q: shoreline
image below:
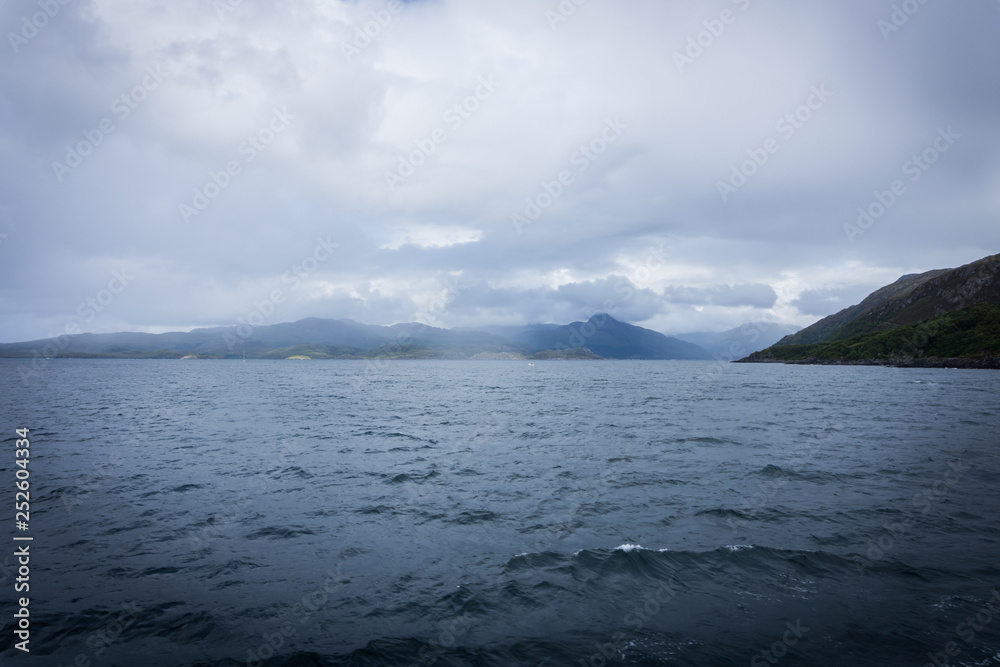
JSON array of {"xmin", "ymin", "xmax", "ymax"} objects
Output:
[{"xmin": 736, "ymin": 355, "xmax": 1000, "ymax": 370}]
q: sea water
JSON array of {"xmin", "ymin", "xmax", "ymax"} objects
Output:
[{"xmin": 1, "ymin": 359, "xmax": 998, "ymax": 666}]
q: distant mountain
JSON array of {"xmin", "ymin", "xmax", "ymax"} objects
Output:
[
  {"xmin": 467, "ymin": 323, "xmax": 562, "ymax": 339},
  {"xmin": 0, "ymin": 314, "xmax": 712, "ymax": 360},
  {"xmin": 674, "ymin": 322, "xmax": 801, "ymax": 359},
  {"xmin": 504, "ymin": 315, "xmax": 712, "ymax": 360},
  {"xmin": 740, "ymin": 253, "xmax": 1000, "ymax": 367},
  {"xmin": 0, "ymin": 318, "xmax": 526, "ymax": 360}
]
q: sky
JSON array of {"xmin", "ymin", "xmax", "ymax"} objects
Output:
[{"xmin": 1, "ymin": 0, "xmax": 998, "ymax": 343}]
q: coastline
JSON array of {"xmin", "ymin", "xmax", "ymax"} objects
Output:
[{"xmin": 736, "ymin": 354, "xmax": 1000, "ymax": 369}]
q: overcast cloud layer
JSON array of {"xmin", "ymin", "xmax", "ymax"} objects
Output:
[{"xmin": 1, "ymin": 0, "xmax": 998, "ymax": 342}]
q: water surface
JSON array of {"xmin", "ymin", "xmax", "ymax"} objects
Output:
[{"xmin": 1, "ymin": 359, "xmax": 998, "ymax": 666}]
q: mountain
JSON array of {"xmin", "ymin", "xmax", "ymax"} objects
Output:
[
  {"xmin": 466, "ymin": 323, "xmax": 562, "ymax": 339},
  {"xmin": 740, "ymin": 253, "xmax": 1000, "ymax": 367},
  {"xmin": 0, "ymin": 314, "xmax": 711, "ymax": 360},
  {"xmin": 674, "ymin": 322, "xmax": 801, "ymax": 359},
  {"xmin": 502, "ymin": 315, "xmax": 712, "ymax": 360},
  {"xmin": 0, "ymin": 318, "xmax": 527, "ymax": 360}
]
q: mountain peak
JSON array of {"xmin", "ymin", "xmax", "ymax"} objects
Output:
[{"xmin": 588, "ymin": 313, "xmax": 622, "ymax": 325}]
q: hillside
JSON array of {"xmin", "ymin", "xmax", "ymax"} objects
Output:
[{"xmin": 741, "ymin": 253, "xmax": 1000, "ymax": 367}]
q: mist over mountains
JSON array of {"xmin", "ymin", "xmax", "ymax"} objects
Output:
[
  {"xmin": 0, "ymin": 314, "xmax": 785, "ymax": 361},
  {"xmin": 9, "ymin": 252, "xmax": 997, "ymax": 365},
  {"xmin": 674, "ymin": 323, "xmax": 801, "ymax": 360}
]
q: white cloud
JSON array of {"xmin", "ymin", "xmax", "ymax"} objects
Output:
[{"xmin": 378, "ymin": 225, "xmax": 483, "ymax": 250}]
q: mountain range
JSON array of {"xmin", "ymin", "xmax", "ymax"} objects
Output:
[
  {"xmin": 25, "ymin": 250, "xmax": 996, "ymax": 366},
  {"xmin": 0, "ymin": 314, "xmax": 741, "ymax": 361},
  {"xmin": 740, "ymin": 253, "xmax": 1000, "ymax": 368}
]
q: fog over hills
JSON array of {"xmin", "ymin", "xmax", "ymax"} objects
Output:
[
  {"xmin": 0, "ymin": 314, "xmax": 732, "ymax": 361},
  {"xmin": 674, "ymin": 323, "xmax": 802, "ymax": 360}
]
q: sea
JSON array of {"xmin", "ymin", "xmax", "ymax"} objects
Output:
[{"xmin": 1, "ymin": 359, "xmax": 999, "ymax": 666}]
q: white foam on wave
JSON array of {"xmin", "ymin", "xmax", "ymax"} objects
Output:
[
  {"xmin": 615, "ymin": 543, "xmax": 644, "ymax": 552},
  {"xmin": 725, "ymin": 544, "xmax": 754, "ymax": 552}
]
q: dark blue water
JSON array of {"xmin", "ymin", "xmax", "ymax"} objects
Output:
[{"xmin": 1, "ymin": 359, "xmax": 999, "ymax": 666}]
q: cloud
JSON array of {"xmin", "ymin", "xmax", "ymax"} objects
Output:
[
  {"xmin": 791, "ymin": 284, "xmax": 881, "ymax": 317},
  {"xmin": 662, "ymin": 283, "xmax": 778, "ymax": 309},
  {"xmin": 1, "ymin": 0, "xmax": 998, "ymax": 341}
]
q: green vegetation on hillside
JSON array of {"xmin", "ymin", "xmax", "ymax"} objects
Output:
[
  {"xmin": 748, "ymin": 304, "xmax": 1000, "ymax": 364},
  {"xmin": 776, "ymin": 253, "xmax": 1000, "ymax": 348}
]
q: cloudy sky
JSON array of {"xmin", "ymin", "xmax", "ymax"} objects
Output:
[{"xmin": 1, "ymin": 0, "xmax": 998, "ymax": 342}]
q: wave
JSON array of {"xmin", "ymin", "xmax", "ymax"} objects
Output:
[
  {"xmin": 385, "ymin": 470, "xmax": 441, "ymax": 484},
  {"xmin": 245, "ymin": 525, "xmax": 316, "ymax": 540},
  {"xmin": 502, "ymin": 543, "xmax": 876, "ymax": 584}
]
